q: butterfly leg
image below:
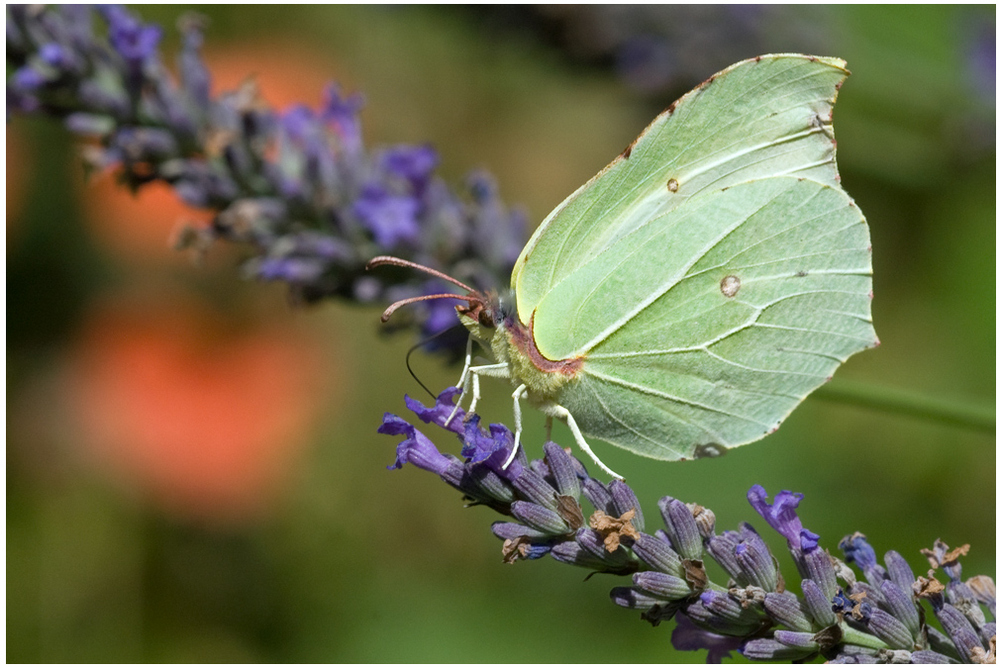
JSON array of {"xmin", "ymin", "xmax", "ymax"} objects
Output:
[
  {"xmin": 546, "ymin": 404, "xmax": 623, "ymax": 480},
  {"xmin": 445, "ymin": 337, "xmax": 475, "ymax": 427},
  {"xmin": 467, "ymin": 363, "xmax": 509, "ymax": 415},
  {"xmin": 544, "ymin": 416, "xmax": 553, "ymax": 442},
  {"xmin": 469, "ymin": 372, "xmax": 481, "ymax": 413},
  {"xmin": 503, "ymin": 384, "xmax": 528, "ymax": 469},
  {"xmin": 455, "ymin": 336, "xmax": 473, "ymax": 389}
]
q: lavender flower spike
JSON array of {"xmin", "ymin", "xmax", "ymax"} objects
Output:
[
  {"xmin": 379, "ymin": 405, "xmax": 996, "ymax": 663},
  {"xmin": 7, "ymin": 4, "xmax": 528, "ymax": 358}
]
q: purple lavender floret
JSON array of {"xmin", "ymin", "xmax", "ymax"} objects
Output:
[
  {"xmin": 747, "ymin": 484, "xmax": 807, "ymax": 550},
  {"xmin": 748, "ymin": 484, "xmax": 841, "ymax": 595},
  {"xmin": 380, "ymin": 403, "xmax": 997, "ymax": 663},
  {"xmin": 381, "ymin": 144, "xmax": 439, "ymax": 194},
  {"xmin": 460, "ymin": 415, "xmax": 517, "ymax": 467},
  {"xmin": 320, "ymin": 84, "xmax": 365, "ymax": 155},
  {"xmin": 403, "ymin": 387, "xmax": 467, "ymax": 434},
  {"xmin": 353, "ymin": 184, "xmax": 421, "ymax": 249},
  {"xmin": 101, "ymin": 5, "xmax": 163, "ymax": 70},
  {"xmin": 671, "ymin": 612, "xmax": 743, "ymax": 663},
  {"xmin": 6, "ymin": 4, "xmax": 527, "ymax": 358},
  {"xmin": 379, "ymin": 413, "xmax": 457, "ymax": 477}
]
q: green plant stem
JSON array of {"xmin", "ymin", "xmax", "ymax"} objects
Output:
[{"xmin": 813, "ymin": 379, "xmax": 995, "ymax": 433}]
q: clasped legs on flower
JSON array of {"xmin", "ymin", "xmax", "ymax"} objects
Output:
[
  {"xmin": 381, "ymin": 387, "xmax": 996, "ymax": 663},
  {"xmin": 445, "ymin": 337, "xmax": 624, "ymax": 480}
]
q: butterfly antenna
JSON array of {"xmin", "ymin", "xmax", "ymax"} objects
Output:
[
  {"xmin": 379, "ymin": 293, "xmax": 470, "ymax": 323},
  {"xmin": 367, "ymin": 256, "xmax": 475, "ymax": 293}
]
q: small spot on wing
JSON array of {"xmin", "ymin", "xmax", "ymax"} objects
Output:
[{"xmin": 720, "ymin": 275, "xmax": 741, "ymax": 298}]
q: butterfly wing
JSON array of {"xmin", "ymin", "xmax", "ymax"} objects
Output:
[
  {"xmin": 552, "ymin": 177, "xmax": 876, "ymax": 460},
  {"xmin": 514, "ymin": 54, "xmax": 851, "ymax": 323},
  {"xmin": 512, "ymin": 54, "xmax": 876, "ymax": 461}
]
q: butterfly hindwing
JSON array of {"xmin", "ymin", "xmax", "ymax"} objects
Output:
[{"xmin": 546, "ymin": 178, "xmax": 876, "ymax": 460}]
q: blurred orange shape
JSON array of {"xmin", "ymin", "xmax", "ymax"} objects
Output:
[
  {"xmin": 67, "ymin": 295, "xmax": 334, "ymax": 523},
  {"xmin": 81, "ymin": 39, "xmax": 339, "ymax": 262},
  {"xmin": 205, "ymin": 39, "xmax": 337, "ymax": 111},
  {"xmin": 83, "ymin": 178, "xmax": 213, "ymax": 261}
]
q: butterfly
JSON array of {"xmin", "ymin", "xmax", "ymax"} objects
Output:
[{"xmin": 370, "ymin": 54, "xmax": 878, "ymax": 479}]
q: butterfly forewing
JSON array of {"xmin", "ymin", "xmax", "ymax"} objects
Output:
[{"xmin": 513, "ymin": 55, "xmax": 850, "ymax": 322}]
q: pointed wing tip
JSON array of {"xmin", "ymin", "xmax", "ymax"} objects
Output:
[{"xmin": 750, "ymin": 53, "xmax": 848, "ymax": 70}]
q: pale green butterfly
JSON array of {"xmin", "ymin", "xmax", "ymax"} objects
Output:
[{"xmin": 370, "ymin": 54, "xmax": 878, "ymax": 479}]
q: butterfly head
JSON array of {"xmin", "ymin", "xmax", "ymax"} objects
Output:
[
  {"xmin": 366, "ymin": 255, "xmax": 513, "ymax": 338},
  {"xmin": 456, "ymin": 290, "xmax": 514, "ymax": 329},
  {"xmin": 454, "ymin": 289, "xmax": 521, "ymax": 351}
]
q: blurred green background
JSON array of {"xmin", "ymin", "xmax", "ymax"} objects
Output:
[{"xmin": 7, "ymin": 5, "xmax": 995, "ymax": 662}]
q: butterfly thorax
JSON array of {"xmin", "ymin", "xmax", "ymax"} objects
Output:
[{"xmin": 458, "ymin": 291, "xmax": 583, "ymax": 406}]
